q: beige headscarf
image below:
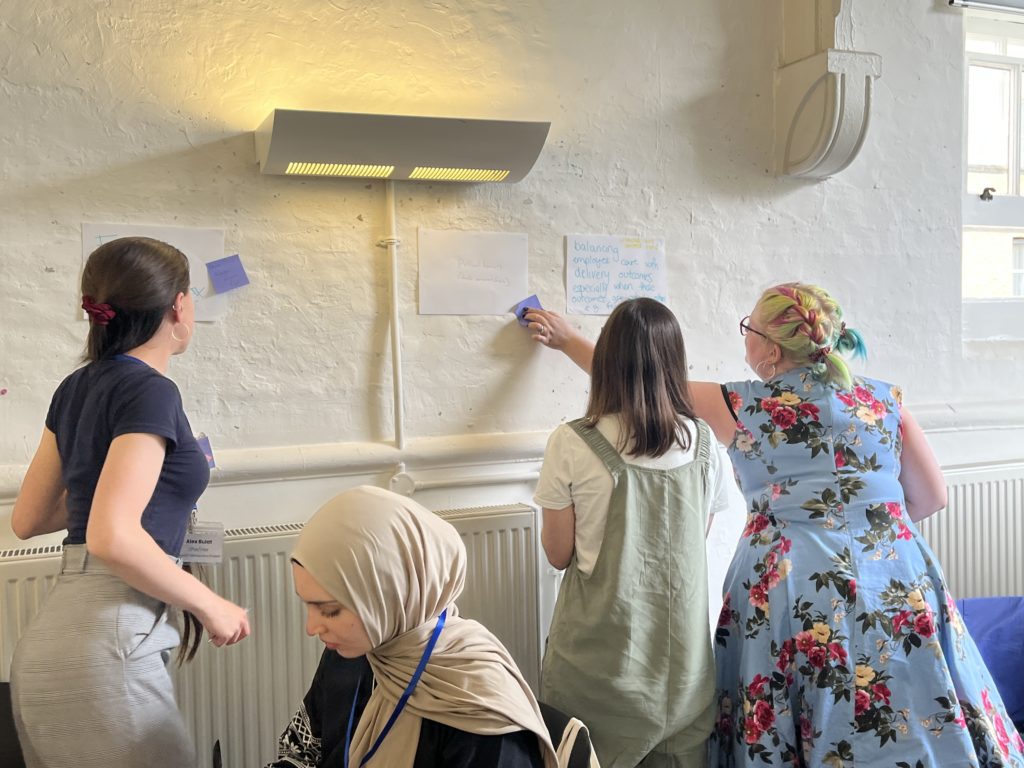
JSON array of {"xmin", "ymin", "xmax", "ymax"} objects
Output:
[{"xmin": 291, "ymin": 485, "xmax": 557, "ymax": 768}]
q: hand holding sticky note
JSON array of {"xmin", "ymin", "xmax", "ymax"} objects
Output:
[
  {"xmin": 512, "ymin": 294, "xmax": 543, "ymax": 326},
  {"xmin": 206, "ymin": 254, "xmax": 250, "ymax": 294}
]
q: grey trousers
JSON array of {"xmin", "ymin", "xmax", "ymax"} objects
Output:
[{"xmin": 10, "ymin": 545, "xmax": 197, "ymax": 768}]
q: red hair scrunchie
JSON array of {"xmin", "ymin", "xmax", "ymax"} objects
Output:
[{"xmin": 82, "ymin": 295, "xmax": 116, "ymax": 326}]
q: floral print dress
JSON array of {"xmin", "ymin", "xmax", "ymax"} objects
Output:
[{"xmin": 710, "ymin": 370, "xmax": 1024, "ymax": 768}]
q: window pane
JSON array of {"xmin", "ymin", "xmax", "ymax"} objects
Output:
[
  {"xmin": 963, "ymin": 229, "xmax": 1024, "ymax": 299},
  {"xmin": 968, "ymin": 34, "xmax": 1003, "ymax": 55},
  {"xmin": 968, "ymin": 65, "xmax": 1012, "ymax": 195},
  {"xmin": 1015, "ymin": 239, "xmax": 1024, "ymax": 297},
  {"xmin": 1020, "ymin": 74, "xmax": 1024, "ymax": 195},
  {"xmin": 1008, "ymin": 40, "xmax": 1024, "ymax": 58}
]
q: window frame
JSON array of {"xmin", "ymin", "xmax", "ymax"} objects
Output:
[
  {"xmin": 962, "ymin": 17, "xmax": 1024, "ymax": 340},
  {"xmin": 964, "ymin": 17, "xmax": 1024, "ymax": 206}
]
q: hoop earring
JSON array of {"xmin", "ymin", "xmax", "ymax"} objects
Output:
[
  {"xmin": 754, "ymin": 360, "xmax": 777, "ymax": 380},
  {"xmin": 171, "ymin": 322, "xmax": 191, "ymax": 343}
]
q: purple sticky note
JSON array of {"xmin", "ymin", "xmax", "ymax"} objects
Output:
[
  {"xmin": 206, "ymin": 254, "xmax": 250, "ymax": 294},
  {"xmin": 512, "ymin": 294, "xmax": 543, "ymax": 326},
  {"xmin": 195, "ymin": 433, "xmax": 216, "ymax": 468}
]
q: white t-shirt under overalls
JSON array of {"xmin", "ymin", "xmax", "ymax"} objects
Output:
[{"xmin": 533, "ymin": 414, "xmax": 744, "ymax": 576}]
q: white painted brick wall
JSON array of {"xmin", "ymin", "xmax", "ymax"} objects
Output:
[{"xmin": 0, "ymin": 1, "xmax": 1019, "ymax": 477}]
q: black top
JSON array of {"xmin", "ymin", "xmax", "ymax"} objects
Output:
[
  {"xmin": 268, "ymin": 649, "xmax": 545, "ymax": 768},
  {"xmin": 45, "ymin": 356, "xmax": 209, "ymax": 555}
]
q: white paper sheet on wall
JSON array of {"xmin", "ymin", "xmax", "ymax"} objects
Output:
[
  {"xmin": 565, "ymin": 234, "xmax": 668, "ymax": 315},
  {"xmin": 418, "ymin": 228, "xmax": 529, "ymax": 315},
  {"xmin": 81, "ymin": 223, "xmax": 229, "ymax": 321}
]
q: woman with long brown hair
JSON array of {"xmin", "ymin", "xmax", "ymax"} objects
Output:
[
  {"xmin": 10, "ymin": 237, "xmax": 250, "ymax": 768},
  {"xmin": 534, "ymin": 298, "xmax": 740, "ymax": 768}
]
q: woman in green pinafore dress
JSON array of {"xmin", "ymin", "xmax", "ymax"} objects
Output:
[{"xmin": 533, "ymin": 299, "xmax": 744, "ymax": 768}]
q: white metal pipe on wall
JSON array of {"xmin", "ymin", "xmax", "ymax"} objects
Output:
[{"xmin": 381, "ymin": 179, "xmax": 405, "ymax": 450}]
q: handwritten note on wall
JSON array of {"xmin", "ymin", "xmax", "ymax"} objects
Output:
[
  {"xmin": 418, "ymin": 228, "xmax": 529, "ymax": 315},
  {"xmin": 82, "ymin": 223, "xmax": 228, "ymax": 321},
  {"xmin": 565, "ymin": 234, "xmax": 668, "ymax": 315}
]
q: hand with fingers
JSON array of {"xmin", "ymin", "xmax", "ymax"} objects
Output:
[
  {"xmin": 522, "ymin": 308, "xmax": 573, "ymax": 348},
  {"xmin": 198, "ymin": 595, "xmax": 251, "ymax": 647}
]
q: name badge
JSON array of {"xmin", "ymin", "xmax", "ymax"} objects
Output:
[{"xmin": 180, "ymin": 521, "xmax": 225, "ymax": 564}]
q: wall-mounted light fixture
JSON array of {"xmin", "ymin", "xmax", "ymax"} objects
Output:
[{"xmin": 255, "ymin": 109, "xmax": 550, "ymax": 183}]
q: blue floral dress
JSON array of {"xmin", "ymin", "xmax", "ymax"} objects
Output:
[{"xmin": 710, "ymin": 370, "xmax": 1024, "ymax": 767}]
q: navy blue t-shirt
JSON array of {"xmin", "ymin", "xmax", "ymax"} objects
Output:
[{"xmin": 45, "ymin": 356, "xmax": 210, "ymax": 556}]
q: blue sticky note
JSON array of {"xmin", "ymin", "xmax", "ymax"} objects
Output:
[
  {"xmin": 206, "ymin": 254, "xmax": 250, "ymax": 293},
  {"xmin": 195, "ymin": 433, "xmax": 216, "ymax": 469},
  {"xmin": 512, "ymin": 294, "xmax": 543, "ymax": 326}
]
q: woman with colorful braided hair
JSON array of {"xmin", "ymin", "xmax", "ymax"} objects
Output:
[
  {"xmin": 525, "ymin": 283, "xmax": 1024, "ymax": 767},
  {"xmin": 10, "ymin": 237, "xmax": 250, "ymax": 768}
]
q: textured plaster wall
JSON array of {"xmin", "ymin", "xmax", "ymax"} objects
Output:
[{"xmin": 0, "ymin": 1, "xmax": 1016, "ymax": 471}]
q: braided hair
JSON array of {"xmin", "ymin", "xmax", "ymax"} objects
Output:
[{"xmin": 751, "ymin": 282, "xmax": 867, "ymax": 388}]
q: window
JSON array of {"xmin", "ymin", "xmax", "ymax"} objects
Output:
[
  {"xmin": 966, "ymin": 62, "xmax": 1010, "ymax": 195},
  {"xmin": 962, "ymin": 18, "xmax": 1024, "ymax": 339},
  {"xmin": 1014, "ymin": 238, "xmax": 1024, "ymax": 295}
]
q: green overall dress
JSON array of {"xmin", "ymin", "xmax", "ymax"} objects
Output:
[{"xmin": 540, "ymin": 418, "xmax": 716, "ymax": 768}]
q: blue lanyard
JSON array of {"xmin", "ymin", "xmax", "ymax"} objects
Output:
[{"xmin": 344, "ymin": 609, "xmax": 447, "ymax": 768}]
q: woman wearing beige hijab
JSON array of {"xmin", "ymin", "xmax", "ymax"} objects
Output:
[{"xmin": 285, "ymin": 485, "xmax": 558, "ymax": 768}]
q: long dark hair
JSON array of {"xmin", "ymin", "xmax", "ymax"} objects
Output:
[
  {"xmin": 81, "ymin": 237, "xmax": 190, "ymax": 362},
  {"xmin": 586, "ymin": 298, "xmax": 697, "ymax": 457}
]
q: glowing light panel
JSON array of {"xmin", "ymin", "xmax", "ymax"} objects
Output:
[
  {"xmin": 286, "ymin": 162, "xmax": 394, "ymax": 177},
  {"xmin": 409, "ymin": 167, "xmax": 510, "ymax": 182}
]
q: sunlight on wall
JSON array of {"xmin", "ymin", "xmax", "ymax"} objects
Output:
[{"xmin": 26, "ymin": 2, "xmax": 555, "ymax": 131}]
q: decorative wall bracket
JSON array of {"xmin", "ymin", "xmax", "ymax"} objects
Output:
[{"xmin": 774, "ymin": 1, "xmax": 881, "ymax": 179}]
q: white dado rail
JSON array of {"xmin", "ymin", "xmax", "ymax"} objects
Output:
[
  {"xmin": 0, "ymin": 430, "xmax": 551, "ymax": 553},
  {"xmin": 2, "ymin": 400, "xmax": 1023, "ymax": 504},
  {"xmin": 0, "ymin": 430, "xmax": 550, "ymax": 506}
]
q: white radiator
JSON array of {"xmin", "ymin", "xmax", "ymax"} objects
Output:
[
  {"xmin": 0, "ymin": 543, "xmax": 63, "ymax": 684},
  {"xmin": 917, "ymin": 463, "xmax": 1024, "ymax": 598},
  {"xmin": 0, "ymin": 503, "xmax": 543, "ymax": 767},
  {"xmin": 174, "ymin": 523, "xmax": 323, "ymax": 768}
]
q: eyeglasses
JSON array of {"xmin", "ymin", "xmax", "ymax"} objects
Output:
[{"xmin": 739, "ymin": 316, "xmax": 769, "ymax": 340}]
